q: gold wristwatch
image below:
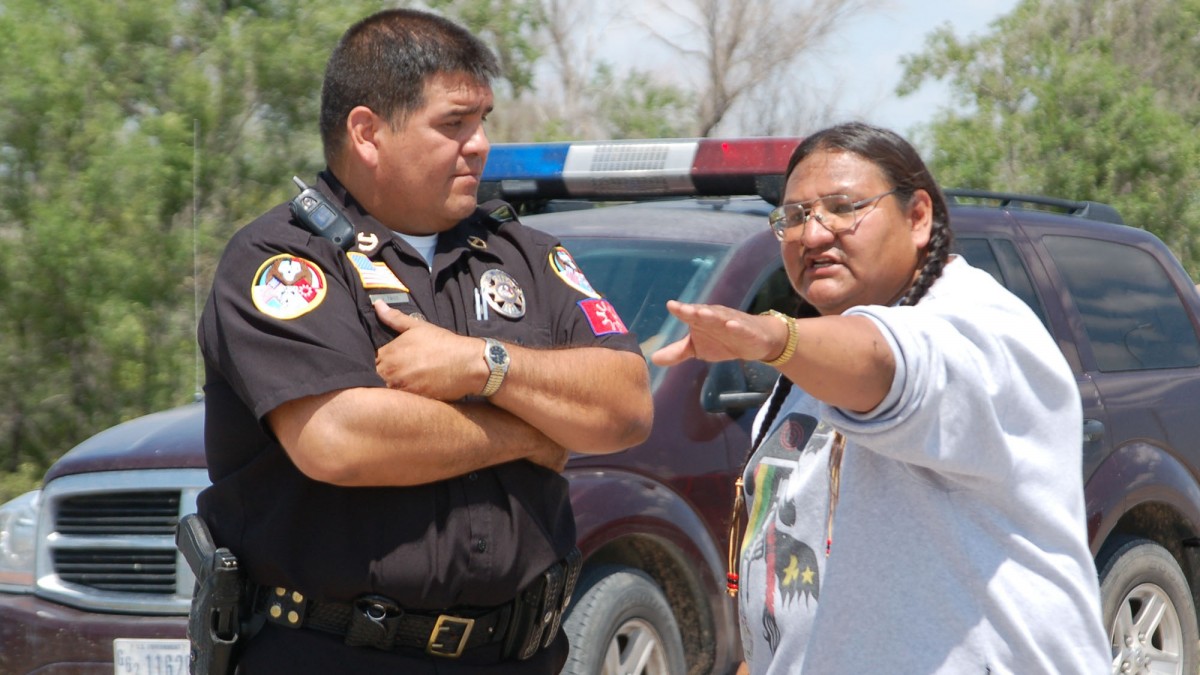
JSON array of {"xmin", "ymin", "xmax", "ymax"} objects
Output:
[{"xmin": 481, "ymin": 338, "xmax": 510, "ymax": 397}]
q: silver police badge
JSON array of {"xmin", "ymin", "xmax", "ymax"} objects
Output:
[{"xmin": 480, "ymin": 269, "xmax": 526, "ymax": 319}]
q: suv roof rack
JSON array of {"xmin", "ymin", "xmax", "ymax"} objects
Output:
[
  {"xmin": 480, "ymin": 138, "xmax": 799, "ymax": 207},
  {"xmin": 945, "ymin": 188, "xmax": 1124, "ymax": 225}
]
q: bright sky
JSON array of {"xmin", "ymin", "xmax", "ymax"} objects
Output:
[
  {"xmin": 827, "ymin": 0, "xmax": 1021, "ymax": 133},
  {"xmin": 607, "ymin": 0, "xmax": 1023, "ymax": 136}
]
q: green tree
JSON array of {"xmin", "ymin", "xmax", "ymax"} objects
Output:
[
  {"xmin": 898, "ymin": 0, "xmax": 1200, "ymax": 274},
  {"xmin": 0, "ymin": 0, "xmax": 375, "ymax": 475},
  {"xmin": 426, "ymin": 0, "xmax": 546, "ymax": 97},
  {"xmin": 590, "ymin": 64, "xmax": 696, "ymax": 139},
  {"xmin": 0, "ymin": 0, "xmax": 588, "ymax": 481},
  {"xmin": 0, "ymin": 0, "xmax": 719, "ymax": 482}
]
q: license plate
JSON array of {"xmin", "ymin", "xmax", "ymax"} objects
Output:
[{"xmin": 113, "ymin": 638, "xmax": 190, "ymax": 675}]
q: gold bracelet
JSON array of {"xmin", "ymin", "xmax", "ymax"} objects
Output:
[{"xmin": 760, "ymin": 310, "xmax": 798, "ymax": 367}]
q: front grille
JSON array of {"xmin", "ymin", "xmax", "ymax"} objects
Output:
[
  {"xmin": 36, "ymin": 468, "xmax": 210, "ymax": 615},
  {"xmin": 53, "ymin": 548, "xmax": 177, "ymax": 593},
  {"xmin": 57, "ymin": 491, "xmax": 180, "ymax": 535}
]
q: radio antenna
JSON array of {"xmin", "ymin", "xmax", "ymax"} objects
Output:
[{"xmin": 193, "ymin": 118, "xmax": 202, "ymax": 402}]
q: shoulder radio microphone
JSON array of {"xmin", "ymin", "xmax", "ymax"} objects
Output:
[{"xmin": 289, "ymin": 176, "xmax": 355, "ymax": 251}]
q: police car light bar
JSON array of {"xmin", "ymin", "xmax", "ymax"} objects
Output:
[{"xmin": 480, "ymin": 138, "xmax": 800, "ymax": 205}]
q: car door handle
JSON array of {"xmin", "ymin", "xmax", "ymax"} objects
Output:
[{"xmin": 1083, "ymin": 419, "xmax": 1105, "ymax": 443}]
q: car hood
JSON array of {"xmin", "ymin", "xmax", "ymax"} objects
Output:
[{"xmin": 45, "ymin": 402, "xmax": 208, "ymax": 482}]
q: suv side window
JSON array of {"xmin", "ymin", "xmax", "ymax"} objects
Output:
[
  {"xmin": 1043, "ymin": 235, "xmax": 1200, "ymax": 371},
  {"xmin": 746, "ymin": 265, "xmax": 799, "ymax": 316},
  {"xmin": 955, "ymin": 237, "xmax": 1048, "ymax": 327}
]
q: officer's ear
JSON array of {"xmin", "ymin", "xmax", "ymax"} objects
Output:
[{"xmin": 346, "ymin": 106, "xmax": 384, "ymax": 169}]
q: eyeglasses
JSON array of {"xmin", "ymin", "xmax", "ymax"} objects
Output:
[{"xmin": 768, "ymin": 189, "xmax": 900, "ymax": 240}]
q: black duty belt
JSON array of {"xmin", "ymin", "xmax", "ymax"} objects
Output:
[{"xmin": 252, "ymin": 548, "xmax": 582, "ymax": 661}]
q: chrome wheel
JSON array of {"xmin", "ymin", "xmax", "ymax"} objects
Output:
[
  {"xmin": 1100, "ymin": 536, "xmax": 1200, "ymax": 675},
  {"xmin": 563, "ymin": 566, "xmax": 687, "ymax": 675},
  {"xmin": 601, "ymin": 617, "xmax": 670, "ymax": 675},
  {"xmin": 1110, "ymin": 582, "xmax": 1184, "ymax": 674}
]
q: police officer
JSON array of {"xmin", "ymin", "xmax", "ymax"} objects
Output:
[{"xmin": 195, "ymin": 8, "xmax": 653, "ymax": 674}]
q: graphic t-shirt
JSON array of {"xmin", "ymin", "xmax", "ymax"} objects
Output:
[{"xmin": 738, "ymin": 384, "xmax": 835, "ymax": 675}]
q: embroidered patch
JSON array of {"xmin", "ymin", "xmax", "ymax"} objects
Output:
[
  {"xmin": 348, "ymin": 252, "xmax": 408, "ymax": 291},
  {"xmin": 251, "ymin": 254, "xmax": 327, "ymax": 320},
  {"xmin": 578, "ymin": 298, "xmax": 628, "ymax": 336},
  {"xmin": 550, "ymin": 246, "xmax": 600, "ymax": 298}
]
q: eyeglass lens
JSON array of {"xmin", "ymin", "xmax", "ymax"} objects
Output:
[
  {"xmin": 769, "ymin": 191, "xmax": 895, "ymax": 239},
  {"xmin": 771, "ymin": 195, "xmax": 859, "ymax": 238}
]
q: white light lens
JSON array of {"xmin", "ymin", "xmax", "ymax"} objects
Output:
[{"xmin": 0, "ymin": 490, "xmax": 40, "ymax": 592}]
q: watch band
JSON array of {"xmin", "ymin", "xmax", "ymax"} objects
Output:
[
  {"xmin": 760, "ymin": 310, "xmax": 798, "ymax": 367},
  {"xmin": 481, "ymin": 338, "xmax": 509, "ymax": 397}
]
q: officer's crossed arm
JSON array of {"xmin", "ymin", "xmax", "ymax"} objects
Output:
[
  {"xmin": 267, "ymin": 387, "xmax": 569, "ymax": 487},
  {"xmin": 373, "ymin": 302, "xmax": 652, "ymax": 455}
]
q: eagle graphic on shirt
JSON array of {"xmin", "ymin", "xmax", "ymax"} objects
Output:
[{"xmin": 741, "ymin": 412, "xmax": 825, "ymax": 655}]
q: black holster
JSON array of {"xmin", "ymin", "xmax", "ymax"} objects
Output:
[
  {"xmin": 503, "ymin": 547, "xmax": 583, "ymax": 660},
  {"xmin": 177, "ymin": 513, "xmax": 243, "ymax": 675}
]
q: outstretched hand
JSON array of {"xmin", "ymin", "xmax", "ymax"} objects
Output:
[
  {"xmin": 650, "ymin": 300, "xmax": 788, "ymax": 366},
  {"xmin": 374, "ymin": 301, "xmax": 484, "ymax": 401}
]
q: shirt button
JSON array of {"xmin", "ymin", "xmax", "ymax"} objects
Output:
[
  {"xmin": 468, "ymin": 472, "xmax": 478, "ymax": 481},
  {"xmin": 475, "ymin": 538, "xmax": 488, "ymax": 553}
]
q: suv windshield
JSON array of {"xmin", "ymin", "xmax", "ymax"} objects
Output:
[{"xmin": 560, "ymin": 237, "xmax": 725, "ymax": 358}]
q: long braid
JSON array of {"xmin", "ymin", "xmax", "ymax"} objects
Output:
[
  {"xmin": 728, "ymin": 374, "xmax": 793, "ymax": 596},
  {"xmin": 751, "ymin": 377, "xmax": 794, "ymax": 451},
  {"xmin": 900, "ymin": 214, "xmax": 954, "ymax": 307}
]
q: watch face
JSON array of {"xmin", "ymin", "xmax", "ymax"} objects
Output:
[{"xmin": 489, "ymin": 344, "xmax": 509, "ymax": 365}]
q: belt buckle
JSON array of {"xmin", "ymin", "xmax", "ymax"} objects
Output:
[{"xmin": 426, "ymin": 615, "xmax": 475, "ymax": 658}]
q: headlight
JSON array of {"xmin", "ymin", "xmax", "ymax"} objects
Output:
[{"xmin": 0, "ymin": 490, "xmax": 40, "ymax": 592}]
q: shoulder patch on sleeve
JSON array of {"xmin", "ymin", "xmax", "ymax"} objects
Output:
[
  {"xmin": 578, "ymin": 298, "xmax": 628, "ymax": 336},
  {"xmin": 250, "ymin": 254, "xmax": 328, "ymax": 320},
  {"xmin": 550, "ymin": 246, "xmax": 601, "ymax": 298}
]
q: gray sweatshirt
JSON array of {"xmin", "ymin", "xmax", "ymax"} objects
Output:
[{"xmin": 746, "ymin": 257, "xmax": 1110, "ymax": 674}]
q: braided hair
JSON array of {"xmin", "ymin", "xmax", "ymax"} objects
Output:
[{"xmin": 750, "ymin": 121, "xmax": 954, "ymax": 455}]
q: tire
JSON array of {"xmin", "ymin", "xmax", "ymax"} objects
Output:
[
  {"xmin": 1099, "ymin": 537, "xmax": 1200, "ymax": 675},
  {"xmin": 561, "ymin": 565, "xmax": 688, "ymax": 675}
]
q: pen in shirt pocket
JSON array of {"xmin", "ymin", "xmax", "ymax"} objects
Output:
[{"xmin": 474, "ymin": 287, "xmax": 489, "ymax": 321}]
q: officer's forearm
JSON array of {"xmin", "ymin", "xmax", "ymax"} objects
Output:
[
  {"xmin": 268, "ymin": 387, "xmax": 565, "ymax": 487},
  {"xmin": 490, "ymin": 347, "xmax": 652, "ymax": 454}
]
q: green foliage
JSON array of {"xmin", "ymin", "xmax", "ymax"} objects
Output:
[
  {"xmin": 425, "ymin": 0, "xmax": 545, "ymax": 97},
  {"xmin": 589, "ymin": 63, "xmax": 697, "ymax": 140},
  {"xmin": 0, "ymin": 0, "xmax": 591, "ymax": 482},
  {"xmin": 0, "ymin": 464, "xmax": 43, "ymax": 505},
  {"xmin": 899, "ymin": 0, "xmax": 1200, "ymax": 275},
  {"xmin": 0, "ymin": 0, "xmax": 377, "ymax": 476}
]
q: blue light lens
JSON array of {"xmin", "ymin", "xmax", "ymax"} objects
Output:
[{"xmin": 482, "ymin": 143, "xmax": 570, "ymax": 181}]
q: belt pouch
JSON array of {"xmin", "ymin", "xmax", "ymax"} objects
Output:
[
  {"xmin": 345, "ymin": 595, "xmax": 402, "ymax": 650},
  {"xmin": 503, "ymin": 580, "xmax": 546, "ymax": 660},
  {"xmin": 543, "ymin": 548, "xmax": 583, "ymax": 648}
]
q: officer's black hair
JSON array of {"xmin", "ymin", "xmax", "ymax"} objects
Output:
[
  {"xmin": 319, "ymin": 8, "xmax": 500, "ymax": 166},
  {"xmin": 750, "ymin": 122, "xmax": 953, "ymax": 457}
]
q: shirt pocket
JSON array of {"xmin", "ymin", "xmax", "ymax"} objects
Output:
[{"xmin": 466, "ymin": 318, "xmax": 552, "ymax": 347}]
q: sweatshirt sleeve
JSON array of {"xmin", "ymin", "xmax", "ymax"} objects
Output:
[{"xmin": 819, "ymin": 267, "xmax": 1080, "ymax": 485}]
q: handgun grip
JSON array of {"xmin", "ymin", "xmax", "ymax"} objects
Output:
[{"xmin": 176, "ymin": 513, "xmax": 217, "ymax": 580}]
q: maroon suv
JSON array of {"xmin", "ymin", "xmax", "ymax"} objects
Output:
[{"xmin": 3, "ymin": 139, "xmax": 1200, "ymax": 675}]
